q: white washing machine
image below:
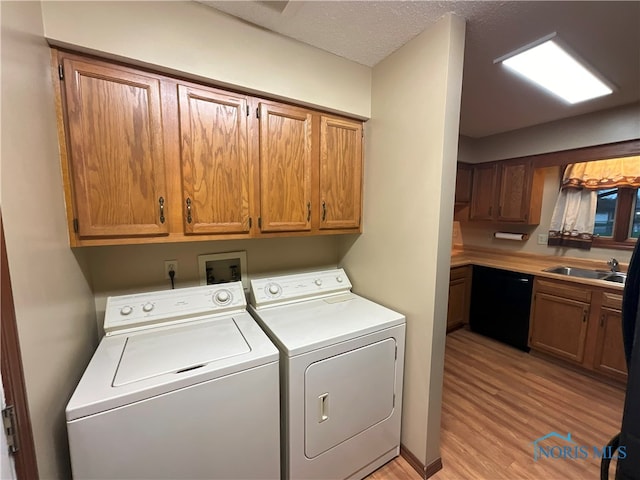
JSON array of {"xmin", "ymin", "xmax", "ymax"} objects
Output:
[
  {"xmin": 248, "ymin": 268, "xmax": 406, "ymax": 480},
  {"xmin": 66, "ymin": 282, "xmax": 280, "ymax": 480}
]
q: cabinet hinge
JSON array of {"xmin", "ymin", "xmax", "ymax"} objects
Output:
[
  {"xmin": 58, "ymin": 64, "xmax": 64, "ymax": 80},
  {"xmin": 256, "ymin": 107, "xmax": 260, "ymax": 119},
  {"xmin": 258, "ymin": 217, "xmax": 262, "ymax": 229},
  {"xmin": 248, "ymin": 217, "xmax": 252, "ymax": 228},
  {"xmin": 73, "ymin": 218, "xmax": 79, "ymax": 233},
  {"xmin": 2, "ymin": 405, "xmax": 19, "ymax": 454}
]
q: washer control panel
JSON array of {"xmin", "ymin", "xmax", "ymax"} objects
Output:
[
  {"xmin": 104, "ymin": 282, "xmax": 246, "ymax": 335},
  {"xmin": 250, "ymin": 269, "xmax": 352, "ymax": 308}
]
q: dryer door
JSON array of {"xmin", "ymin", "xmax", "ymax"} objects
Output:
[{"xmin": 304, "ymin": 338, "xmax": 396, "ymax": 458}]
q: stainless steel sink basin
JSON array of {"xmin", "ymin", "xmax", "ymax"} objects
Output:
[
  {"xmin": 602, "ymin": 273, "xmax": 627, "ymax": 284},
  {"xmin": 543, "ymin": 265, "xmax": 627, "ymax": 284},
  {"xmin": 543, "ymin": 265, "xmax": 611, "ymax": 280}
]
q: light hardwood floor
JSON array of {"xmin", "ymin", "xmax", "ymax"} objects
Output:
[{"xmin": 367, "ymin": 329, "xmax": 626, "ymax": 480}]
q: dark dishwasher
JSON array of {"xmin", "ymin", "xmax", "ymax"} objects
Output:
[{"xmin": 469, "ymin": 265, "xmax": 533, "ymax": 352}]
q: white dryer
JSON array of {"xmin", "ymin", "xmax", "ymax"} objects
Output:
[
  {"xmin": 248, "ymin": 268, "xmax": 406, "ymax": 480},
  {"xmin": 66, "ymin": 282, "xmax": 280, "ymax": 480}
]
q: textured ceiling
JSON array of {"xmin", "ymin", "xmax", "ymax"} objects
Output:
[{"xmin": 200, "ymin": 1, "xmax": 640, "ymax": 138}]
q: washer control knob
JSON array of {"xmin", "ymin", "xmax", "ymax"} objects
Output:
[
  {"xmin": 268, "ymin": 284, "xmax": 280, "ymax": 296},
  {"xmin": 120, "ymin": 306, "xmax": 133, "ymax": 316},
  {"xmin": 314, "ymin": 279, "xmax": 323, "ymax": 286},
  {"xmin": 215, "ymin": 290, "xmax": 231, "ymax": 304},
  {"xmin": 336, "ymin": 276, "xmax": 343, "ymax": 283},
  {"xmin": 142, "ymin": 303, "xmax": 154, "ymax": 313}
]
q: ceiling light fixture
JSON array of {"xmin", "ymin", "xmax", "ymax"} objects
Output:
[{"xmin": 494, "ymin": 33, "xmax": 613, "ymax": 104}]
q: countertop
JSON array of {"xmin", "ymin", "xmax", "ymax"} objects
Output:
[{"xmin": 451, "ymin": 246, "xmax": 626, "ymax": 292}]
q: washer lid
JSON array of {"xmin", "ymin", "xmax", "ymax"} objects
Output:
[{"xmin": 113, "ymin": 318, "xmax": 250, "ymax": 386}]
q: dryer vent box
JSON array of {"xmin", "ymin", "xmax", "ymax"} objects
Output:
[{"xmin": 198, "ymin": 251, "xmax": 248, "ymax": 291}]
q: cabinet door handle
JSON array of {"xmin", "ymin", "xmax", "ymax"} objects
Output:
[
  {"xmin": 322, "ymin": 201, "xmax": 327, "ymax": 222},
  {"xmin": 158, "ymin": 197, "xmax": 165, "ymax": 224},
  {"xmin": 583, "ymin": 310, "xmax": 588, "ymax": 323},
  {"xmin": 307, "ymin": 202, "xmax": 311, "ymax": 222},
  {"xmin": 186, "ymin": 198, "xmax": 192, "ymax": 224},
  {"xmin": 600, "ymin": 314, "xmax": 605, "ymax": 327}
]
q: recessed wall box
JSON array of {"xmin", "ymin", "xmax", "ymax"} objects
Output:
[{"xmin": 198, "ymin": 251, "xmax": 248, "ymax": 291}]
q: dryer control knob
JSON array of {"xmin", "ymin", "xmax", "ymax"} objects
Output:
[
  {"xmin": 142, "ymin": 303, "xmax": 154, "ymax": 313},
  {"xmin": 268, "ymin": 284, "xmax": 280, "ymax": 296},
  {"xmin": 336, "ymin": 276, "xmax": 343, "ymax": 283},
  {"xmin": 215, "ymin": 290, "xmax": 231, "ymax": 304},
  {"xmin": 120, "ymin": 306, "xmax": 133, "ymax": 316},
  {"xmin": 314, "ymin": 279, "xmax": 323, "ymax": 286}
]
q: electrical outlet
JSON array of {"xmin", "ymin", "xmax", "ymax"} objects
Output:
[
  {"xmin": 537, "ymin": 233, "xmax": 548, "ymax": 245},
  {"xmin": 164, "ymin": 260, "xmax": 178, "ymax": 279}
]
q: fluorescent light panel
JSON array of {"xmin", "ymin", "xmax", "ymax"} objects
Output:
[{"xmin": 497, "ymin": 36, "xmax": 613, "ymax": 104}]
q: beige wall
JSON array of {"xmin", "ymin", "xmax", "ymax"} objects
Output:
[
  {"xmin": 458, "ymin": 102, "xmax": 640, "ymax": 263},
  {"xmin": 40, "ymin": 0, "xmax": 371, "ymax": 119},
  {"xmin": 338, "ymin": 13, "xmax": 466, "ymax": 467},
  {"xmin": 461, "ymin": 166, "xmax": 634, "ymax": 263},
  {"xmin": 88, "ymin": 236, "xmax": 339, "ymax": 334},
  {"xmin": 1, "ymin": 2, "xmax": 98, "ymax": 478},
  {"xmin": 459, "ymin": 102, "xmax": 640, "ymax": 164}
]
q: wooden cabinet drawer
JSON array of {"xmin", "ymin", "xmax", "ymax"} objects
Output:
[
  {"xmin": 602, "ymin": 291, "xmax": 623, "ymax": 310},
  {"xmin": 535, "ymin": 279, "xmax": 591, "ymax": 303}
]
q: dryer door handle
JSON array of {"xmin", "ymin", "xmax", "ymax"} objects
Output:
[{"xmin": 318, "ymin": 393, "xmax": 329, "ymax": 423}]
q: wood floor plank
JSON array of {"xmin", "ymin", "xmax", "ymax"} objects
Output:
[{"xmin": 367, "ymin": 329, "xmax": 625, "ymax": 480}]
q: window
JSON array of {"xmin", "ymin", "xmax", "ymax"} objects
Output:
[{"xmin": 593, "ymin": 187, "xmax": 638, "ymax": 249}]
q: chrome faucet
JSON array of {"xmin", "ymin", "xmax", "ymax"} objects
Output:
[{"xmin": 608, "ymin": 258, "xmax": 620, "ymax": 273}]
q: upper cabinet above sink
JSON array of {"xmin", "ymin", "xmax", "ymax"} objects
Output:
[{"xmin": 469, "ymin": 159, "xmax": 545, "ymax": 225}]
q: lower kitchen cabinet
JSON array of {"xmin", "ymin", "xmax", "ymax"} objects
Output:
[
  {"xmin": 529, "ymin": 278, "xmax": 627, "ymax": 382},
  {"xmin": 529, "ymin": 283, "xmax": 590, "ymax": 364},
  {"xmin": 593, "ymin": 293, "xmax": 628, "ymax": 382},
  {"xmin": 447, "ymin": 266, "xmax": 472, "ymax": 332}
]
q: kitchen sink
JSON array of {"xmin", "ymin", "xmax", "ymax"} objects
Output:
[
  {"xmin": 602, "ymin": 273, "xmax": 627, "ymax": 283},
  {"xmin": 543, "ymin": 265, "xmax": 627, "ymax": 284}
]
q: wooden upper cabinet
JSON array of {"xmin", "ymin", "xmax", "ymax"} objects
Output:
[
  {"xmin": 455, "ymin": 164, "xmax": 473, "ymax": 204},
  {"xmin": 259, "ymin": 103, "xmax": 313, "ymax": 232},
  {"xmin": 178, "ymin": 85, "xmax": 251, "ymax": 234},
  {"xmin": 469, "ymin": 159, "xmax": 543, "ymax": 224},
  {"xmin": 54, "ymin": 50, "xmax": 365, "ymax": 246},
  {"xmin": 62, "ymin": 57, "xmax": 168, "ymax": 238},
  {"xmin": 469, "ymin": 164, "xmax": 498, "ymax": 220},
  {"xmin": 319, "ymin": 116, "xmax": 362, "ymax": 230},
  {"xmin": 497, "ymin": 161, "xmax": 530, "ymax": 222}
]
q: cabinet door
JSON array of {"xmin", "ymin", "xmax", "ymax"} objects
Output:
[
  {"xmin": 497, "ymin": 160, "xmax": 531, "ymax": 222},
  {"xmin": 447, "ymin": 278, "xmax": 468, "ymax": 331},
  {"xmin": 319, "ymin": 116, "xmax": 362, "ymax": 230},
  {"xmin": 529, "ymin": 292, "xmax": 589, "ymax": 363},
  {"xmin": 178, "ymin": 85, "xmax": 250, "ymax": 234},
  {"xmin": 469, "ymin": 164, "xmax": 498, "ymax": 220},
  {"xmin": 593, "ymin": 307, "xmax": 628, "ymax": 381},
  {"xmin": 62, "ymin": 58, "xmax": 168, "ymax": 237},
  {"xmin": 455, "ymin": 164, "xmax": 473, "ymax": 204},
  {"xmin": 259, "ymin": 103, "xmax": 312, "ymax": 232}
]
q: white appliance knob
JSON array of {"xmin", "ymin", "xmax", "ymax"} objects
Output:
[
  {"xmin": 120, "ymin": 306, "xmax": 133, "ymax": 316},
  {"xmin": 142, "ymin": 303, "xmax": 154, "ymax": 313},
  {"xmin": 315, "ymin": 279, "xmax": 323, "ymax": 286},
  {"xmin": 336, "ymin": 276, "xmax": 343, "ymax": 283},
  {"xmin": 268, "ymin": 284, "xmax": 280, "ymax": 295},
  {"xmin": 215, "ymin": 290, "xmax": 230, "ymax": 303}
]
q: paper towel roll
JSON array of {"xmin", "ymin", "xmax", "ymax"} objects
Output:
[{"xmin": 494, "ymin": 232, "xmax": 529, "ymax": 241}]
